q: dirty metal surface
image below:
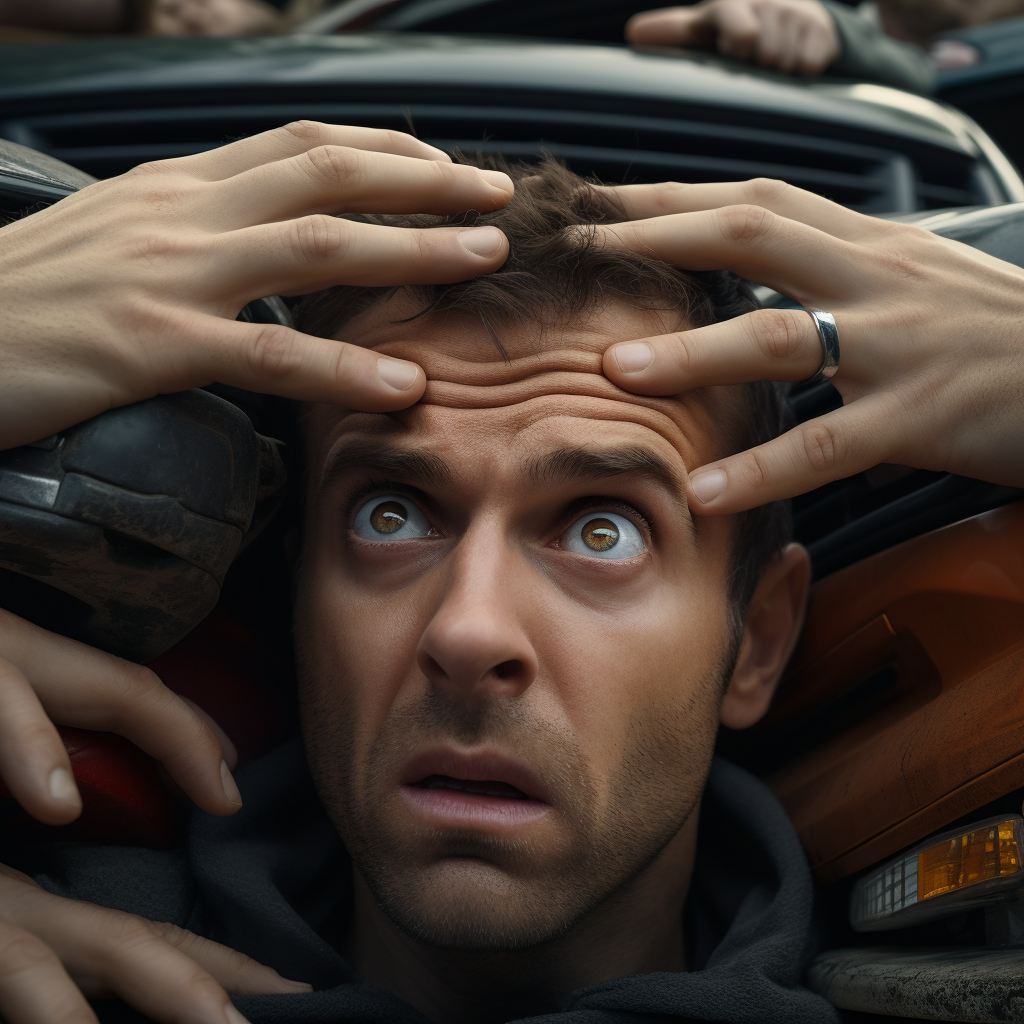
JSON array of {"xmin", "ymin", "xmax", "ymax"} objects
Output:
[{"xmin": 811, "ymin": 947, "xmax": 1024, "ymax": 1021}]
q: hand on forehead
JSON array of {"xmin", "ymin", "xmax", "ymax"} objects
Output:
[{"xmin": 306, "ymin": 297, "xmax": 742, "ymax": 482}]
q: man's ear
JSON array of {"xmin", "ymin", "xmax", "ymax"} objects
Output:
[{"xmin": 720, "ymin": 543, "xmax": 811, "ymax": 730}]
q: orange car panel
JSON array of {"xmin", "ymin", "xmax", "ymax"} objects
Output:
[{"xmin": 763, "ymin": 501, "xmax": 1024, "ymax": 882}]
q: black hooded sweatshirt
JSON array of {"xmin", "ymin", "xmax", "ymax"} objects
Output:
[{"xmin": 3, "ymin": 740, "xmax": 840, "ymax": 1024}]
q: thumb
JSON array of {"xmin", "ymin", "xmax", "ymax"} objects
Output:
[{"xmin": 626, "ymin": 6, "xmax": 714, "ymax": 47}]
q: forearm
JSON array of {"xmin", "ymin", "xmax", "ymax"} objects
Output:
[{"xmin": 822, "ymin": 0, "xmax": 936, "ymax": 93}]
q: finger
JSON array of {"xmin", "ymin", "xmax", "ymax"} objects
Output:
[
  {"xmin": 597, "ymin": 178, "xmax": 870, "ymax": 239},
  {"xmin": 18, "ymin": 897, "xmax": 251, "ymax": 1024},
  {"xmin": 181, "ymin": 697, "xmax": 238, "ymax": 772},
  {"xmin": 148, "ymin": 922, "xmax": 311, "ymax": 995},
  {"xmin": 797, "ymin": 22, "xmax": 837, "ymax": 73},
  {"xmin": 625, "ymin": 6, "xmax": 714, "ymax": 47},
  {"xmin": 211, "ymin": 145, "xmax": 513, "ymax": 228},
  {"xmin": 162, "ymin": 121, "xmax": 453, "ymax": 181},
  {"xmin": 0, "ymin": 920, "xmax": 97, "ymax": 1024},
  {"xmin": 685, "ymin": 397, "xmax": 894, "ymax": 514},
  {"xmin": 592, "ymin": 205, "xmax": 865, "ymax": 298},
  {"xmin": 213, "ymin": 218, "xmax": 509, "ymax": 297},
  {"xmin": 711, "ymin": 0, "xmax": 762, "ymax": 59},
  {"xmin": 750, "ymin": 3, "xmax": 783, "ymax": 63},
  {"xmin": 603, "ymin": 307, "xmax": 825, "ymax": 394},
  {"xmin": 0, "ymin": 611, "xmax": 241, "ymax": 817},
  {"xmin": 0, "ymin": 655, "xmax": 82, "ymax": 826},
  {"xmin": 769, "ymin": 9, "xmax": 803, "ymax": 71},
  {"xmin": 187, "ymin": 314, "xmax": 429, "ymax": 410}
]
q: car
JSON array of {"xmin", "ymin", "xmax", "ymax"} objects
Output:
[{"xmin": 2, "ymin": 26, "xmax": 1024, "ymax": 1022}]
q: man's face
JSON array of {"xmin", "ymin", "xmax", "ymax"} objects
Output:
[{"xmin": 295, "ymin": 303, "xmax": 741, "ymax": 952}]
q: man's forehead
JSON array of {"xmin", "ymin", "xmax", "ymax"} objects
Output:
[{"xmin": 307, "ymin": 302, "xmax": 738, "ymax": 477}]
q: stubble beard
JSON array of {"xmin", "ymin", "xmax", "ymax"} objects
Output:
[{"xmin": 302, "ymin": 674, "xmax": 724, "ymax": 954}]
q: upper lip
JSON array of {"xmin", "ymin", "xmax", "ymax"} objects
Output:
[{"xmin": 401, "ymin": 747, "xmax": 551, "ymax": 804}]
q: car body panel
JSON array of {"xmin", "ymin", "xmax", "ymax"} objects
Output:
[
  {"xmin": 761, "ymin": 500, "xmax": 1024, "ymax": 883},
  {"xmin": 0, "ymin": 35, "xmax": 1005, "ymax": 158}
]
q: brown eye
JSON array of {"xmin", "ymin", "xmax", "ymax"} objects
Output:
[
  {"xmin": 369, "ymin": 501, "xmax": 408, "ymax": 534},
  {"xmin": 581, "ymin": 517, "xmax": 619, "ymax": 552}
]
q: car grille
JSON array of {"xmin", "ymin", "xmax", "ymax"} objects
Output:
[{"xmin": 0, "ymin": 99, "xmax": 1003, "ymax": 214}]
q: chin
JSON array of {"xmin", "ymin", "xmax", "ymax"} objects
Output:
[{"xmin": 367, "ymin": 858, "xmax": 580, "ymax": 952}]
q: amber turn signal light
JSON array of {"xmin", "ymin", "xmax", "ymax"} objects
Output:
[{"xmin": 851, "ymin": 816, "xmax": 1024, "ymax": 931}]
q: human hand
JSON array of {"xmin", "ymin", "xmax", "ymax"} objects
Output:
[
  {"xmin": 597, "ymin": 178, "xmax": 1024, "ymax": 514},
  {"xmin": 626, "ymin": 0, "xmax": 840, "ymax": 75},
  {"xmin": 147, "ymin": 0, "xmax": 282, "ymax": 37},
  {"xmin": 0, "ymin": 861, "xmax": 308, "ymax": 1023},
  {"xmin": 0, "ymin": 122, "xmax": 512, "ymax": 450},
  {"xmin": 0, "ymin": 607, "xmax": 246, "ymax": 825}
]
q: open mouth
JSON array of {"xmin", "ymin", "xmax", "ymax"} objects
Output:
[
  {"xmin": 399, "ymin": 749, "xmax": 551, "ymax": 826},
  {"xmin": 415, "ymin": 774, "xmax": 532, "ymax": 801}
]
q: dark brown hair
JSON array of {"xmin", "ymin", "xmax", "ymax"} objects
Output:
[{"xmin": 293, "ymin": 156, "xmax": 791, "ymax": 615}]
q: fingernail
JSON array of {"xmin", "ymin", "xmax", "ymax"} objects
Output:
[
  {"xmin": 377, "ymin": 357, "xmax": 420, "ymax": 392},
  {"xmin": 479, "ymin": 169, "xmax": 514, "ymax": 194},
  {"xmin": 458, "ymin": 226, "xmax": 504, "ymax": 258},
  {"xmin": 223, "ymin": 1005, "xmax": 251, "ymax": 1024},
  {"xmin": 49, "ymin": 766, "xmax": 80, "ymax": 807},
  {"xmin": 690, "ymin": 469, "xmax": 728, "ymax": 505},
  {"xmin": 281, "ymin": 978, "xmax": 314, "ymax": 992},
  {"xmin": 220, "ymin": 761, "xmax": 242, "ymax": 808},
  {"xmin": 612, "ymin": 342, "xmax": 654, "ymax": 373}
]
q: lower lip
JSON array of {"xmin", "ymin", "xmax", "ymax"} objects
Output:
[{"xmin": 400, "ymin": 785, "xmax": 549, "ymax": 827}]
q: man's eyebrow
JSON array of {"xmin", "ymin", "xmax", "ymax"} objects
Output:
[
  {"xmin": 319, "ymin": 437, "xmax": 452, "ymax": 494},
  {"xmin": 526, "ymin": 445, "xmax": 684, "ymax": 500}
]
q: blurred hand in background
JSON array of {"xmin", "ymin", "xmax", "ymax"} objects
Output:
[
  {"xmin": 0, "ymin": 0, "xmax": 315, "ymax": 37},
  {"xmin": 627, "ymin": 0, "xmax": 840, "ymax": 75}
]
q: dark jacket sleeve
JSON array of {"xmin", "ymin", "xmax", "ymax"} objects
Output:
[{"xmin": 822, "ymin": 0, "xmax": 937, "ymax": 94}]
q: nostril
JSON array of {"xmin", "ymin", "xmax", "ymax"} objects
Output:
[{"xmin": 492, "ymin": 660, "xmax": 520, "ymax": 680}]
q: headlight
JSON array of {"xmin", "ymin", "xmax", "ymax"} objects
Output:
[{"xmin": 850, "ymin": 816, "xmax": 1024, "ymax": 931}]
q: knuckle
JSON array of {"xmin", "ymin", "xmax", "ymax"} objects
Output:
[
  {"xmin": 246, "ymin": 323, "xmax": 300, "ymax": 380},
  {"xmin": 280, "ymin": 119, "xmax": 328, "ymax": 146},
  {"xmin": 290, "ymin": 214, "xmax": 348, "ymax": 264},
  {"xmin": 753, "ymin": 309, "xmax": 806, "ymax": 361},
  {"xmin": 127, "ymin": 157, "xmax": 182, "ymax": 179},
  {"xmin": 301, "ymin": 144, "xmax": 361, "ymax": 188},
  {"xmin": 152, "ymin": 920, "xmax": 260, "ymax": 971},
  {"xmin": 97, "ymin": 912, "xmax": 161, "ymax": 957},
  {"xmin": 743, "ymin": 178, "xmax": 790, "ymax": 205},
  {"xmin": 122, "ymin": 174, "xmax": 197, "ymax": 217},
  {"xmin": 667, "ymin": 331, "xmax": 697, "ymax": 376},
  {"xmin": 123, "ymin": 229, "xmax": 185, "ymax": 264},
  {"xmin": 0, "ymin": 929, "xmax": 56, "ymax": 976},
  {"xmin": 381, "ymin": 127, "xmax": 416, "ymax": 151},
  {"xmin": 146, "ymin": 920, "xmax": 198, "ymax": 951},
  {"xmin": 108, "ymin": 662, "xmax": 163, "ymax": 710},
  {"xmin": 740, "ymin": 448, "xmax": 770, "ymax": 491},
  {"xmin": 800, "ymin": 420, "xmax": 841, "ymax": 472},
  {"xmin": 717, "ymin": 203, "xmax": 775, "ymax": 244},
  {"xmin": 878, "ymin": 247, "xmax": 926, "ymax": 282},
  {"xmin": 650, "ymin": 181, "xmax": 688, "ymax": 213}
]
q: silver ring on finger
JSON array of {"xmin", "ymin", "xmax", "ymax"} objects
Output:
[{"xmin": 800, "ymin": 308, "xmax": 840, "ymax": 384}]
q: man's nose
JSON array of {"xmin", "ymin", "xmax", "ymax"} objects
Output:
[{"xmin": 415, "ymin": 541, "xmax": 538, "ymax": 701}]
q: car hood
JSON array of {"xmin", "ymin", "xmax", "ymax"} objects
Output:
[{"xmin": 0, "ymin": 33, "xmax": 1008, "ymax": 161}]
